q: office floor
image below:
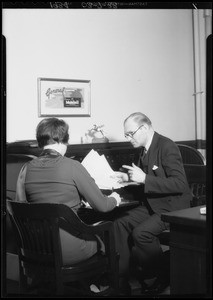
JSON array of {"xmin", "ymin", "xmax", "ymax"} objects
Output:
[
  {"xmin": 130, "ymin": 277, "xmax": 170, "ymax": 296},
  {"xmin": 5, "ymin": 245, "xmax": 171, "ymax": 297},
  {"xmin": 6, "ymin": 278, "xmax": 170, "ymax": 297}
]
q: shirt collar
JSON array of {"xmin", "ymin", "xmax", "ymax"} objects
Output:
[
  {"xmin": 40, "ymin": 148, "xmax": 62, "ymax": 157},
  {"xmin": 144, "ymin": 131, "xmax": 154, "ymax": 152}
]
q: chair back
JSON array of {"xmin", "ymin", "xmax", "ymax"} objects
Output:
[
  {"xmin": 6, "ymin": 155, "xmax": 36, "ymax": 253},
  {"xmin": 6, "ymin": 200, "xmax": 119, "ymax": 296},
  {"xmin": 177, "ymin": 145, "xmax": 206, "ymax": 206},
  {"xmin": 6, "ymin": 154, "xmax": 36, "ymax": 200},
  {"xmin": 159, "ymin": 163, "xmax": 206, "ymax": 246},
  {"xmin": 184, "ymin": 164, "xmax": 206, "ymax": 206},
  {"xmin": 177, "ymin": 144, "xmax": 205, "ymax": 165},
  {"xmin": 6, "ymin": 200, "xmax": 94, "ymax": 261},
  {"xmin": 6, "ymin": 201, "xmax": 66, "ymax": 293}
]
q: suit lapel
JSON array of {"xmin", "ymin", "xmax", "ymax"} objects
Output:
[
  {"xmin": 138, "ymin": 132, "xmax": 160, "ymax": 173},
  {"xmin": 145, "ymin": 132, "xmax": 160, "ymax": 174}
]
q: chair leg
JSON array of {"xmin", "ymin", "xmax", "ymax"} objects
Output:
[
  {"xmin": 19, "ymin": 263, "xmax": 28, "ymax": 293},
  {"xmin": 109, "ymin": 253, "xmax": 119, "ymax": 295}
]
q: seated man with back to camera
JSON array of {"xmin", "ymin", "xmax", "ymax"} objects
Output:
[
  {"xmin": 113, "ymin": 112, "xmax": 192, "ymax": 295},
  {"xmin": 15, "ymin": 117, "xmax": 121, "ymax": 293}
]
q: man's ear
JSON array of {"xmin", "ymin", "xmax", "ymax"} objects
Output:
[{"xmin": 143, "ymin": 123, "xmax": 149, "ymax": 131}]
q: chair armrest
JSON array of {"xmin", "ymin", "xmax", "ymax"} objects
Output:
[
  {"xmin": 83, "ymin": 220, "xmax": 114, "ymax": 234},
  {"xmin": 85, "ymin": 221, "xmax": 117, "ymax": 259},
  {"xmin": 60, "ymin": 205, "xmax": 114, "ymax": 235},
  {"xmin": 59, "ymin": 205, "xmax": 118, "ymax": 257}
]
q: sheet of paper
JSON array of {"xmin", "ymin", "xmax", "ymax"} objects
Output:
[{"xmin": 81, "ymin": 149, "xmax": 124, "ymax": 189}]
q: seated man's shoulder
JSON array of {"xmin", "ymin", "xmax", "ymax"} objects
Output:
[{"xmin": 158, "ymin": 134, "xmax": 176, "ymax": 148}]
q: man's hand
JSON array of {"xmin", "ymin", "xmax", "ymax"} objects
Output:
[
  {"xmin": 108, "ymin": 191, "xmax": 121, "ymax": 206},
  {"xmin": 111, "ymin": 171, "xmax": 129, "ymax": 183},
  {"xmin": 122, "ymin": 163, "xmax": 146, "ymax": 184}
]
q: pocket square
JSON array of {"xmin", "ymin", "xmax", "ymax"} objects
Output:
[{"xmin": 152, "ymin": 165, "xmax": 158, "ymax": 170}]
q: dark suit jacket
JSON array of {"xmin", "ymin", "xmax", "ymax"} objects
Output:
[{"xmin": 138, "ymin": 132, "xmax": 192, "ymax": 215}]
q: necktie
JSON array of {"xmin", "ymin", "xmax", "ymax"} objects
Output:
[
  {"xmin": 142, "ymin": 148, "xmax": 147, "ymax": 161},
  {"xmin": 141, "ymin": 148, "xmax": 148, "ymax": 173}
]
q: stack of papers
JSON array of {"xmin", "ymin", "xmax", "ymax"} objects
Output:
[{"xmin": 81, "ymin": 149, "xmax": 124, "ymax": 190}]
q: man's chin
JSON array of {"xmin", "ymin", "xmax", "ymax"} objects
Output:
[{"xmin": 131, "ymin": 142, "xmax": 138, "ymax": 148}]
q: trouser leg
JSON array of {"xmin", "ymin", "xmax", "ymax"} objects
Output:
[
  {"xmin": 131, "ymin": 213, "xmax": 168, "ymax": 277},
  {"xmin": 113, "ymin": 205, "xmax": 151, "ymax": 277}
]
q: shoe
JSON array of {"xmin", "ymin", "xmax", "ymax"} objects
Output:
[
  {"xmin": 90, "ymin": 284, "xmax": 110, "ymax": 293},
  {"xmin": 90, "ymin": 284, "xmax": 112, "ymax": 296},
  {"xmin": 141, "ymin": 277, "xmax": 169, "ymax": 295}
]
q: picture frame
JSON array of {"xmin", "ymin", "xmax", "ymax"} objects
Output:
[{"xmin": 38, "ymin": 78, "xmax": 91, "ymax": 117}]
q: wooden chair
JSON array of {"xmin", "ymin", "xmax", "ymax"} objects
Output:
[
  {"xmin": 184, "ymin": 164, "xmax": 206, "ymax": 207},
  {"xmin": 6, "ymin": 154, "xmax": 36, "ymax": 254},
  {"xmin": 158, "ymin": 163, "xmax": 206, "ymax": 246},
  {"xmin": 6, "ymin": 154, "xmax": 36, "ymax": 200},
  {"xmin": 6, "ymin": 200, "xmax": 119, "ymax": 296},
  {"xmin": 177, "ymin": 144, "xmax": 205, "ymax": 165}
]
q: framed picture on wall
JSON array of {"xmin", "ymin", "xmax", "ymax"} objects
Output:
[{"xmin": 38, "ymin": 78, "xmax": 91, "ymax": 117}]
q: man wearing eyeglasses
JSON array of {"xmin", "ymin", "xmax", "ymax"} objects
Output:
[{"xmin": 113, "ymin": 112, "xmax": 192, "ymax": 295}]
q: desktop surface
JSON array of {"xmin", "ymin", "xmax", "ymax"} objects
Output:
[{"xmin": 161, "ymin": 205, "xmax": 206, "ymax": 228}]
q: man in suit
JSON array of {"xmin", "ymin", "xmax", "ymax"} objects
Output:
[{"xmin": 113, "ymin": 112, "xmax": 192, "ymax": 295}]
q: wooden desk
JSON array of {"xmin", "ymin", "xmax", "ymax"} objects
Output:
[
  {"xmin": 78, "ymin": 186, "xmax": 141, "ymax": 224},
  {"xmin": 161, "ymin": 206, "xmax": 207, "ymax": 295},
  {"xmin": 103, "ymin": 185, "xmax": 142, "ymax": 207}
]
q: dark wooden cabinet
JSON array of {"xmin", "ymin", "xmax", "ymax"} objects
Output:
[{"xmin": 162, "ymin": 206, "xmax": 207, "ymax": 295}]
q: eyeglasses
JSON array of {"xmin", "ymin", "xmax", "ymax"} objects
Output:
[{"xmin": 124, "ymin": 124, "xmax": 144, "ymax": 139}]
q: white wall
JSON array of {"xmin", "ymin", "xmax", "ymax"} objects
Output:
[{"xmin": 3, "ymin": 9, "xmax": 196, "ymax": 144}]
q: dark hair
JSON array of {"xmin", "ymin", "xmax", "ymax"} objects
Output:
[
  {"xmin": 124, "ymin": 112, "xmax": 152, "ymax": 127},
  {"xmin": 36, "ymin": 118, "xmax": 69, "ymax": 148}
]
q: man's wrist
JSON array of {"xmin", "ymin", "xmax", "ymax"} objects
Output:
[{"xmin": 138, "ymin": 174, "xmax": 146, "ymax": 184}]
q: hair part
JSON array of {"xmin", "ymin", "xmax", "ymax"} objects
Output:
[
  {"xmin": 124, "ymin": 112, "xmax": 152, "ymax": 127},
  {"xmin": 36, "ymin": 117, "xmax": 69, "ymax": 148}
]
